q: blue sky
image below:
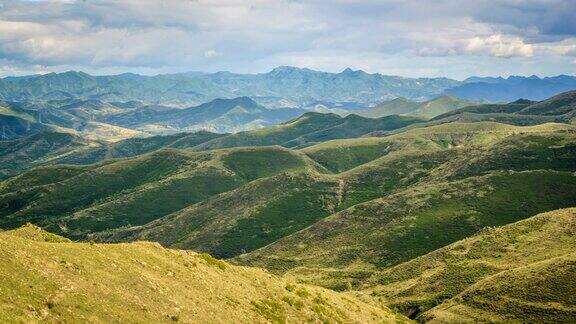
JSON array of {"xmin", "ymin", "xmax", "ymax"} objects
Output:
[{"xmin": 0, "ymin": 0, "xmax": 575, "ymax": 79}]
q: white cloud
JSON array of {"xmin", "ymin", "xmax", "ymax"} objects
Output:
[
  {"xmin": 204, "ymin": 50, "xmax": 222, "ymax": 59},
  {"xmin": 465, "ymin": 34, "xmax": 534, "ymax": 57},
  {"xmin": 0, "ymin": 0, "xmax": 574, "ymax": 77}
]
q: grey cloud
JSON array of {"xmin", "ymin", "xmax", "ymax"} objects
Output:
[{"xmin": 0, "ymin": 0, "xmax": 574, "ymax": 77}]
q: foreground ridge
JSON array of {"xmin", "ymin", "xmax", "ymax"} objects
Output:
[{"xmin": 0, "ymin": 224, "xmax": 404, "ymax": 323}]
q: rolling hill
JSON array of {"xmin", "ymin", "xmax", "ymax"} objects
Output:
[
  {"xmin": 0, "ymin": 146, "xmax": 316, "ymax": 240},
  {"xmin": 0, "ymin": 224, "xmax": 402, "ymax": 323},
  {"xmin": 193, "ymin": 112, "xmax": 423, "ymax": 150},
  {"xmin": 358, "ymin": 96, "xmax": 476, "ymax": 119},
  {"xmin": 366, "ymin": 208, "xmax": 576, "ymax": 322},
  {"xmin": 234, "ymin": 122, "xmax": 576, "ymax": 287},
  {"xmin": 1, "ymin": 91, "xmax": 576, "ymax": 323},
  {"xmin": 0, "ymin": 131, "xmax": 226, "ymax": 180}
]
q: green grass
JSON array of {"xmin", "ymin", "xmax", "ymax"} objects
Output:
[
  {"xmin": 367, "ymin": 208, "xmax": 576, "ymax": 322},
  {"xmin": 222, "ymin": 147, "xmax": 308, "ymax": 181}
]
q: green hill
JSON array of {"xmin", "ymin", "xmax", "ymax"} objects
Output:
[
  {"xmin": 0, "ymin": 131, "xmax": 225, "ymax": 179},
  {"xmin": 0, "ymin": 132, "xmax": 94, "ymax": 179},
  {"xmin": 366, "ymin": 208, "xmax": 576, "ymax": 322},
  {"xmin": 0, "ymin": 146, "xmax": 313, "ymax": 239},
  {"xmin": 357, "ymin": 98, "xmax": 419, "ymax": 117},
  {"xmin": 430, "ymin": 90, "xmax": 576, "ymax": 126},
  {"xmin": 408, "ymin": 96, "xmax": 476, "ymax": 119},
  {"xmin": 193, "ymin": 112, "xmax": 422, "ymax": 150},
  {"xmin": 234, "ymin": 123, "xmax": 576, "ymax": 288},
  {"xmin": 0, "ymin": 224, "xmax": 402, "ymax": 323},
  {"xmin": 0, "ymin": 114, "xmax": 55, "ymax": 140},
  {"xmin": 358, "ymin": 96, "xmax": 476, "ymax": 119}
]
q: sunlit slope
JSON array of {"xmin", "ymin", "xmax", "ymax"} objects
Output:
[
  {"xmin": 365, "ymin": 208, "xmax": 576, "ymax": 322},
  {"xmin": 357, "ymin": 96, "xmax": 476, "ymax": 119},
  {"xmin": 193, "ymin": 112, "xmax": 421, "ymax": 150},
  {"xmin": 0, "ymin": 146, "xmax": 312, "ymax": 239},
  {"xmin": 302, "ymin": 121, "xmax": 575, "ymax": 172},
  {"xmin": 0, "ymin": 225, "xmax": 403, "ymax": 323}
]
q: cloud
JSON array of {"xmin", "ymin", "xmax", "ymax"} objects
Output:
[{"xmin": 0, "ymin": 0, "xmax": 574, "ymax": 77}]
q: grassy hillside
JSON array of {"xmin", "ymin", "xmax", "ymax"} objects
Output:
[
  {"xmin": 518, "ymin": 90, "xmax": 576, "ymax": 116},
  {"xmin": 0, "ymin": 224, "xmax": 403, "ymax": 323},
  {"xmin": 429, "ymin": 90, "xmax": 576, "ymax": 127},
  {"xmin": 408, "ymin": 96, "xmax": 476, "ymax": 119},
  {"xmin": 0, "ymin": 130, "xmax": 225, "ymax": 179},
  {"xmin": 358, "ymin": 96, "xmax": 475, "ymax": 119},
  {"xmin": 193, "ymin": 112, "xmax": 422, "ymax": 150},
  {"xmin": 365, "ymin": 208, "xmax": 576, "ymax": 322},
  {"xmin": 235, "ymin": 123, "xmax": 576, "ymax": 289},
  {"xmin": 0, "ymin": 132, "xmax": 96, "ymax": 179},
  {"xmin": 0, "ymin": 146, "xmax": 313, "ymax": 240},
  {"xmin": 357, "ymin": 98, "xmax": 419, "ymax": 117}
]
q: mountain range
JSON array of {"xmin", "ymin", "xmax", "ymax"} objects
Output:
[{"xmin": 2, "ymin": 68, "xmax": 575, "ymax": 107}]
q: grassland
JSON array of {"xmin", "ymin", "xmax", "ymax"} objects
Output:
[
  {"xmin": 0, "ymin": 146, "xmax": 312, "ymax": 240},
  {"xmin": 365, "ymin": 208, "xmax": 576, "ymax": 322},
  {"xmin": 0, "ymin": 224, "xmax": 404, "ymax": 323},
  {"xmin": 193, "ymin": 112, "xmax": 422, "ymax": 150}
]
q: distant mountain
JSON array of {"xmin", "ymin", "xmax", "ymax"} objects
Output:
[
  {"xmin": 106, "ymin": 96, "xmax": 307, "ymax": 133},
  {"xmin": 446, "ymin": 75, "xmax": 576, "ymax": 102},
  {"xmin": 0, "ymin": 68, "xmax": 460, "ymax": 106},
  {"xmin": 358, "ymin": 96, "xmax": 477, "ymax": 119},
  {"xmin": 431, "ymin": 90, "xmax": 576, "ymax": 124},
  {"xmin": 2, "ymin": 69, "xmax": 574, "ymax": 109}
]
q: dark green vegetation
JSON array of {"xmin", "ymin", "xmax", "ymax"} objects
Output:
[
  {"xmin": 0, "ymin": 146, "xmax": 314, "ymax": 240},
  {"xmin": 194, "ymin": 112, "xmax": 423, "ymax": 150},
  {"xmin": 2, "ymin": 90, "xmax": 576, "ymax": 323},
  {"xmin": 0, "ymin": 130, "xmax": 225, "ymax": 179},
  {"xmin": 430, "ymin": 90, "xmax": 576, "ymax": 126},
  {"xmin": 0, "ymin": 224, "xmax": 402, "ymax": 323},
  {"xmin": 236, "ymin": 123, "xmax": 576, "ymax": 281}
]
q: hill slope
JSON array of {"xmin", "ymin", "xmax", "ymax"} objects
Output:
[
  {"xmin": 0, "ymin": 224, "xmax": 402, "ymax": 323},
  {"xmin": 0, "ymin": 131, "xmax": 225, "ymax": 180},
  {"xmin": 0, "ymin": 146, "xmax": 314, "ymax": 240},
  {"xmin": 358, "ymin": 96, "xmax": 476, "ymax": 119},
  {"xmin": 235, "ymin": 123, "xmax": 576, "ymax": 288},
  {"xmin": 366, "ymin": 208, "xmax": 576, "ymax": 322},
  {"xmin": 193, "ymin": 112, "xmax": 422, "ymax": 150}
]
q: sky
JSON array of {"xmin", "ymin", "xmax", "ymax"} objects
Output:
[{"xmin": 0, "ymin": 0, "xmax": 575, "ymax": 79}]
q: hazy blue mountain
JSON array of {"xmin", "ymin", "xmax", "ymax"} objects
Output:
[
  {"xmin": 0, "ymin": 68, "xmax": 460, "ymax": 106},
  {"xmin": 106, "ymin": 96, "xmax": 308, "ymax": 133},
  {"xmin": 447, "ymin": 75, "xmax": 576, "ymax": 102}
]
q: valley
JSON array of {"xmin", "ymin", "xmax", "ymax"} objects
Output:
[{"xmin": 1, "ymin": 72, "xmax": 575, "ymax": 323}]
